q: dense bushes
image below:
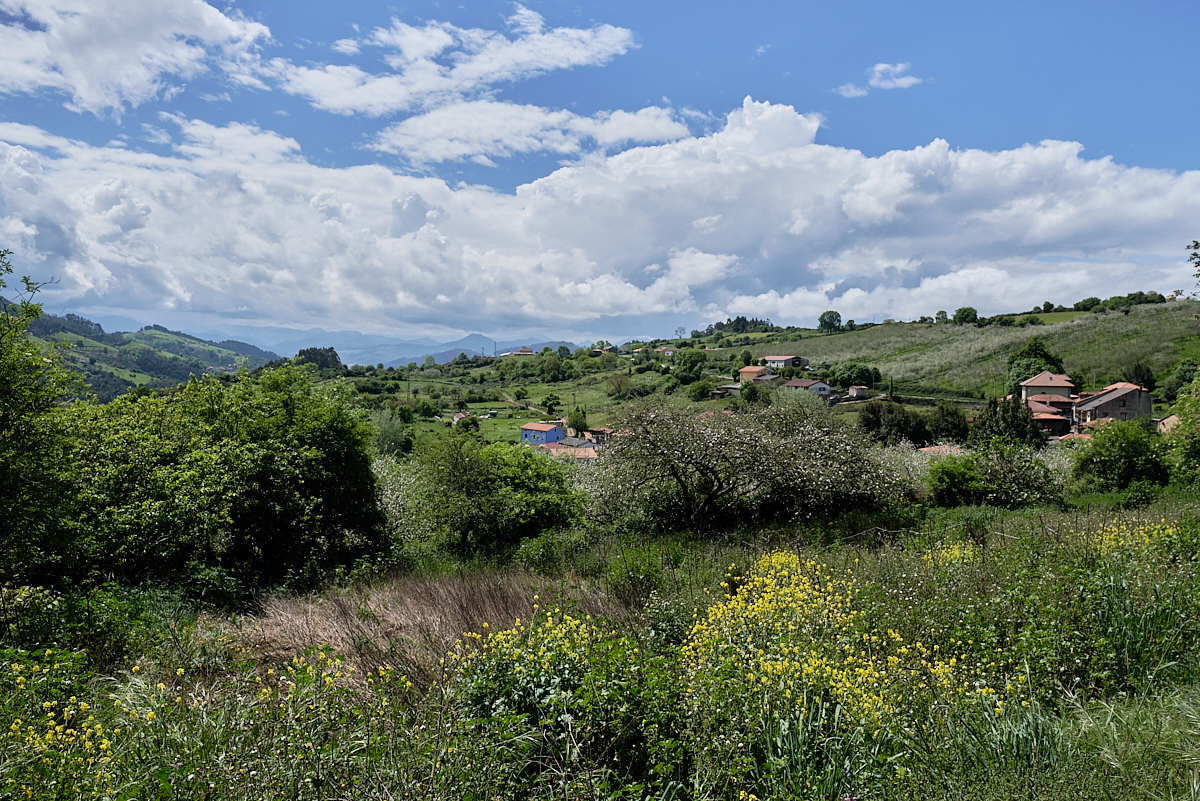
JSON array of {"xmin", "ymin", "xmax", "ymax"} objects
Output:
[
  {"xmin": 64, "ymin": 367, "xmax": 385, "ymax": 600},
  {"xmin": 399, "ymin": 432, "xmax": 584, "ymax": 553},
  {"xmin": 1072, "ymin": 419, "xmax": 1169, "ymax": 491},
  {"xmin": 927, "ymin": 438, "xmax": 1060, "ymax": 508}
]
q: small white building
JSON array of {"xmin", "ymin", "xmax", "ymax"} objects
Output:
[
  {"xmin": 782, "ymin": 378, "xmax": 831, "ymax": 397},
  {"xmin": 764, "ymin": 355, "xmax": 809, "ymax": 370}
]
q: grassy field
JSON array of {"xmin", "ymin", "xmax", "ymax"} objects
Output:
[{"xmin": 6, "ymin": 496, "xmax": 1200, "ymax": 799}]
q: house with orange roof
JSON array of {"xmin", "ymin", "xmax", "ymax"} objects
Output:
[
  {"xmin": 1019, "ymin": 371, "xmax": 1074, "ymax": 401},
  {"xmin": 738, "ymin": 364, "xmax": 770, "ymax": 382},
  {"xmin": 520, "ymin": 421, "xmax": 566, "ymax": 445},
  {"xmin": 1075, "ymin": 382, "xmax": 1153, "ymax": 426}
]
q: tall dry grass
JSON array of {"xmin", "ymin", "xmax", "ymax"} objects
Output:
[{"xmin": 242, "ymin": 570, "xmax": 629, "ymax": 688}]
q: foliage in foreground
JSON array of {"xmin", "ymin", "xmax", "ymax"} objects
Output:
[{"xmin": 4, "ymin": 509, "xmax": 1200, "ymax": 799}]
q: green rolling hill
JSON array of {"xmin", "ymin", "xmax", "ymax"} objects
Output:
[{"xmin": 28, "ymin": 313, "xmax": 279, "ymax": 402}]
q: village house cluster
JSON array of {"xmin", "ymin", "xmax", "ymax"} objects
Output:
[{"xmin": 1017, "ymin": 371, "xmax": 1156, "ymax": 438}]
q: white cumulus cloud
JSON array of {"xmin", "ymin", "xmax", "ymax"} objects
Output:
[
  {"xmin": 0, "ymin": 97, "xmax": 1197, "ymax": 342},
  {"xmin": 0, "ymin": 0, "xmax": 269, "ymax": 115},
  {"xmin": 268, "ymin": 5, "xmax": 634, "ymax": 117},
  {"xmin": 868, "ymin": 62, "xmax": 923, "ymax": 90},
  {"xmin": 371, "ymin": 100, "xmax": 688, "ymax": 164}
]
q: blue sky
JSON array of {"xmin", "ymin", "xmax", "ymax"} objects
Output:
[{"xmin": 1, "ymin": 0, "xmax": 1198, "ymax": 344}]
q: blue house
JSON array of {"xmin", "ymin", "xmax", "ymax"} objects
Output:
[{"xmin": 521, "ymin": 421, "xmax": 566, "ymax": 445}]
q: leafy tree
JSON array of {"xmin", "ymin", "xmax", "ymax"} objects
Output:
[
  {"xmin": 928, "ymin": 402, "xmax": 969, "ymax": 444},
  {"xmin": 422, "ymin": 355, "xmax": 437, "ymax": 368},
  {"xmin": 740, "ymin": 349, "xmax": 753, "ymax": 366},
  {"xmin": 567, "ymin": 405, "xmax": 588, "ymax": 433},
  {"xmin": 857, "ymin": 402, "xmax": 931, "ymax": 447},
  {"xmin": 968, "ymin": 396, "xmax": 1046, "ymax": 448},
  {"xmin": 68, "ymin": 366, "xmax": 384, "ymax": 601},
  {"xmin": 738, "ymin": 381, "xmax": 765, "ymax": 404},
  {"xmin": 457, "ymin": 415, "xmax": 481, "ymax": 434},
  {"xmin": 1121, "ymin": 360, "xmax": 1157, "ymax": 391},
  {"xmin": 687, "ymin": 379, "xmax": 714, "ymax": 401},
  {"xmin": 673, "ymin": 347, "xmax": 707, "ymax": 384},
  {"xmin": 416, "ymin": 399, "xmax": 438, "ymax": 418},
  {"xmin": 928, "ymin": 439, "xmax": 1057, "ymax": 508},
  {"xmin": 1072, "ymin": 418, "xmax": 1168, "ymax": 491},
  {"xmin": 543, "ymin": 393, "xmax": 562, "ymax": 416},
  {"xmin": 513, "ymin": 387, "xmax": 529, "ymax": 401},
  {"xmin": 1074, "ymin": 297, "xmax": 1101, "ymax": 311},
  {"xmin": 372, "ymin": 408, "xmax": 416, "ymax": 455},
  {"xmin": 1158, "ymin": 359, "xmax": 1197, "ymax": 402},
  {"xmin": 0, "ymin": 250, "xmax": 79, "ymax": 583},
  {"xmin": 1003, "ymin": 337, "xmax": 1067, "ymax": 396},
  {"xmin": 1008, "ymin": 336, "xmax": 1065, "ymax": 373},
  {"xmin": 540, "ymin": 354, "xmax": 563, "ymax": 381},
  {"xmin": 935, "ymin": 310, "xmax": 948, "ymax": 324},
  {"xmin": 817, "ymin": 310, "xmax": 842, "ymax": 333},
  {"xmin": 557, "ymin": 345, "xmax": 571, "ymax": 358},
  {"xmin": 827, "ymin": 362, "xmax": 880, "ymax": 390},
  {"xmin": 416, "ymin": 432, "xmax": 581, "ymax": 551},
  {"xmin": 605, "ymin": 374, "xmax": 632, "ymax": 398},
  {"xmin": 295, "ymin": 347, "xmax": 342, "ymax": 371},
  {"xmin": 952, "ymin": 307, "xmax": 978, "ymax": 325}
]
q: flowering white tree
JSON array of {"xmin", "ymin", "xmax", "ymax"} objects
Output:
[{"xmin": 589, "ymin": 394, "xmax": 912, "ymax": 530}]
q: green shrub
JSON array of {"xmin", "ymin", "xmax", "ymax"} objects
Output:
[
  {"xmin": 928, "ymin": 456, "xmax": 979, "ymax": 507},
  {"xmin": 66, "ymin": 366, "xmax": 385, "ymax": 602},
  {"xmin": 1073, "ymin": 418, "xmax": 1168, "ymax": 491}
]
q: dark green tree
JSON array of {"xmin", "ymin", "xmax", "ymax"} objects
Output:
[
  {"xmin": 543, "ymin": 393, "xmax": 562, "ymax": 416},
  {"xmin": 857, "ymin": 402, "xmax": 931, "ymax": 447},
  {"xmin": 295, "ymin": 347, "xmax": 342, "ymax": 371},
  {"xmin": 417, "ymin": 432, "xmax": 581, "ymax": 552},
  {"xmin": 69, "ymin": 366, "xmax": 384, "ymax": 600},
  {"xmin": 567, "ymin": 405, "xmax": 588, "ymax": 433},
  {"xmin": 927, "ymin": 401, "xmax": 969, "ymax": 444},
  {"xmin": 817, "ymin": 310, "xmax": 842, "ymax": 333},
  {"xmin": 1005, "ymin": 336, "xmax": 1066, "ymax": 396},
  {"xmin": 687, "ymin": 379, "xmax": 714, "ymax": 401},
  {"xmin": 673, "ymin": 347, "xmax": 707, "ymax": 384},
  {"xmin": 1121, "ymin": 360, "xmax": 1157, "ymax": 392},
  {"xmin": 952, "ymin": 307, "xmax": 978, "ymax": 325},
  {"xmin": 968, "ymin": 396, "xmax": 1046, "ymax": 448},
  {"xmin": 740, "ymin": 349, "xmax": 753, "ymax": 366}
]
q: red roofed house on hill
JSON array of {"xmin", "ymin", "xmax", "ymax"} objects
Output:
[
  {"xmin": 1018, "ymin": 371, "xmax": 1074, "ymax": 401},
  {"xmin": 1075, "ymin": 382, "xmax": 1154, "ymax": 426},
  {"xmin": 782, "ymin": 378, "xmax": 831, "ymax": 398},
  {"xmin": 738, "ymin": 365, "xmax": 770, "ymax": 382}
]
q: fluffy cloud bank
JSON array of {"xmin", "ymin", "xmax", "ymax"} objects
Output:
[
  {"xmin": 1, "ymin": 97, "xmax": 1197, "ymax": 340},
  {"xmin": 0, "ymin": 0, "xmax": 268, "ymax": 114}
]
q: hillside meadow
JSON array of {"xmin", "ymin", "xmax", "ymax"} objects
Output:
[{"xmin": 739, "ymin": 301, "xmax": 1199, "ymax": 397}]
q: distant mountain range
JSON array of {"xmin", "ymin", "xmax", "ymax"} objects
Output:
[{"xmin": 27, "ymin": 308, "xmax": 591, "ymax": 400}]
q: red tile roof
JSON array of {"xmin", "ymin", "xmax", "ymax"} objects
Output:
[{"xmin": 1020, "ymin": 371, "xmax": 1074, "ymax": 388}]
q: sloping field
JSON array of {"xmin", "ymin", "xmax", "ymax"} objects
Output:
[{"xmin": 747, "ymin": 301, "xmax": 1199, "ymax": 395}]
